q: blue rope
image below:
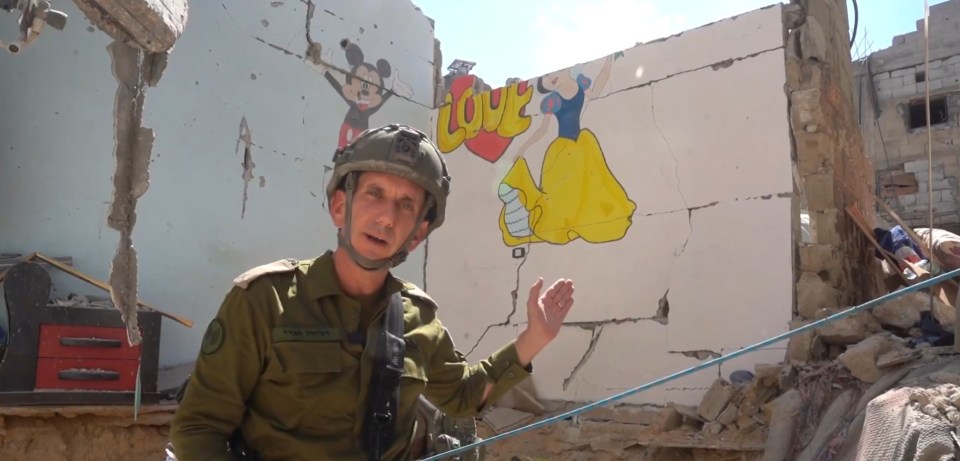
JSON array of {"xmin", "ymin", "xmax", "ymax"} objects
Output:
[{"xmin": 418, "ymin": 267, "xmax": 960, "ymax": 461}]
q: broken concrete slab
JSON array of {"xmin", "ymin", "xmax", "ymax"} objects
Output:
[
  {"xmin": 759, "ymin": 389, "xmax": 802, "ymax": 461},
  {"xmin": 656, "ymin": 406, "xmax": 683, "ymax": 432},
  {"xmin": 815, "ymin": 310, "xmax": 881, "ymax": 345},
  {"xmin": 72, "ymin": 0, "xmax": 189, "ymax": 53},
  {"xmin": 837, "ymin": 334, "xmax": 896, "ymax": 383},
  {"xmin": 697, "ymin": 378, "xmax": 737, "ymax": 421}
]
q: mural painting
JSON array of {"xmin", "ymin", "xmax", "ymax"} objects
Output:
[
  {"xmin": 498, "ymin": 54, "xmax": 637, "ymax": 247},
  {"xmin": 436, "ymin": 75, "xmax": 534, "ymax": 162},
  {"xmin": 318, "ymin": 41, "xmax": 413, "ymax": 148},
  {"xmin": 436, "ymin": 55, "xmax": 636, "ymax": 248}
]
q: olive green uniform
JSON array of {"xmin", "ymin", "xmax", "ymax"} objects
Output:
[{"xmin": 171, "ymin": 251, "xmax": 532, "ymax": 461}]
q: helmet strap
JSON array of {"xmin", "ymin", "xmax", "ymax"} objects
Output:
[{"xmin": 337, "ymin": 172, "xmax": 435, "ymax": 271}]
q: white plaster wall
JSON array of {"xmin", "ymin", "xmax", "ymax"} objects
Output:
[
  {"xmin": 425, "ymin": 4, "xmax": 794, "ymax": 406},
  {"xmin": 0, "ymin": 0, "xmax": 436, "ymax": 367}
]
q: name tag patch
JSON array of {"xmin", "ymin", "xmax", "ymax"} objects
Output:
[{"xmin": 272, "ymin": 327, "xmax": 341, "ymax": 342}]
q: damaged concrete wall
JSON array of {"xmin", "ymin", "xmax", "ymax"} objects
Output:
[
  {"xmin": 788, "ymin": 0, "xmax": 883, "ymax": 357},
  {"xmin": 425, "ymin": 4, "xmax": 795, "ymax": 407},
  {"xmin": 0, "ymin": 0, "xmax": 438, "ymax": 367},
  {"xmin": 853, "ymin": 0, "xmax": 960, "ymax": 232}
]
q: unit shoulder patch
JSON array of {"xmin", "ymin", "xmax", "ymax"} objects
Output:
[
  {"xmin": 233, "ymin": 258, "xmax": 299, "ymax": 289},
  {"xmin": 201, "ymin": 319, "xmax": 225, "ymax": 355}
]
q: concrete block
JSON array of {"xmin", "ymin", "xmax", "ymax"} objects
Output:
[
  {"xmin": 812, "ymin": 209, "xmax": 842, "ymax": 246},
  {"xmin": 905, "ymin": 159, "xmax": 929, "ymax": 173},
  {"xmin": 941, "ymin": 189, "xmax": 955, "ymax": 201},
  {"xmin": 800, "ymin": 17, "xmax": 828, "ymax": 63},
  {"xmin": 796, "ymin": 271, "xmax": 844, "ymax": 319},
  {"xmin": 916, "ymin": 192, "xmax": 931, "ymax": 204},
  {"xmin": 938, "ymin": 214, "xmax": 960, "ymax": 224},
  {"xmin": 928, "ymin": 59, "xmax": 944, "ymax": 70},
  {"xmin": 804, "ymin": 173, "xmax": 835, "ymax": 211},
  {"xmin": 876, "ymin": 76, "xmax": 904, "ymax": 91},
  {"xmin": 933, "ymin": 179, "xmax": 952, "ymax": 190},
  {"xmin": 796, "ymin": 132, "xmax": 835, "ymax": 175},
  {"xmin": 892, "ymin": 68, "xmax": 914, "ymax": 78},
  {"xmin": 891, "ymin": 83, "xmax": 920, "ymax": 98},
  {"xmin": 935, "ymin": 200, "xmax": 958, "ymax": 213},
  {"xmin": 799, "ymin": 244, "xmax": 844, "ymax": 286},
  {"xmin": 900, "ymin": 194, "xmax": 917, "ymax": 206}
]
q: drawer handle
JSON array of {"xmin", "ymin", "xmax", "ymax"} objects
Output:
[
  {"xmin": 60, "ymin": 337, "xmax": 122, "ymax": 348},
  {"xmin": 58, "ymin": 369, "xmax": 120, "ymax": 381}
]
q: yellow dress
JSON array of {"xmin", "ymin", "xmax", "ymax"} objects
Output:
[{"xmin": 498, "ymin": 124, "xmax": 637, "ymax": 246}]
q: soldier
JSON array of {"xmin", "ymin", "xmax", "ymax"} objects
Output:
[{"xmin": 169, "ymin": 124, "xmax": 575, "ymax": 461}]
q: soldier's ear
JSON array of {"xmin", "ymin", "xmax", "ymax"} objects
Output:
[
  {"xmin": 405, "ymin": 220, "xmax": 430, "ymax": 253},
  {"xmin": 329, "ymin": 190, "xmax": 347, "ymax": 228}
]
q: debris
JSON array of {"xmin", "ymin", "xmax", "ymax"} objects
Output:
[
  {"xmin": 72, "ymin": 0, "xmax": 189, "ymax": 53},
  {"xmin": 837, "ymin": 334, "xmax": 895, "ymax": 383},
  {"xmin": 815, "ymin": 310, "xmax": 881, "ymax": 345},
  {"xmin": 697, "ymin": 378, "xmax": 737, "ymax": 421}
]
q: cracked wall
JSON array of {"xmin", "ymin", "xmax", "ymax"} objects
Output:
[
  {"xmin": 425, "ymin": 4, "xmax": 795, "ymax": 407},
  {"xmin": 0, "ymin": 0, "xmax": 438, "ymax": 367}
]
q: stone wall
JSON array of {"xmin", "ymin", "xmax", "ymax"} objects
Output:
[
  {"xmin": 853, "ymin": 0, "xmax": 960, "ymax": 232},
  {"xmin": 788, "ymin": 0, "xmax": 882, "ymax": 342}
]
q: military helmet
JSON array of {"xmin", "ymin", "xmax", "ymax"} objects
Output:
[
  {"xmin": 326, "ymin": 124, "xmax": 452, "ymax": 270},
  {"xmin": 326, "ymin": 124, "xmax": 451, "ymax": 234}
]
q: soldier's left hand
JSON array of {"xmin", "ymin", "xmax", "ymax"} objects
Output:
[{"xmin": 525, "ymin": 277, "xmax": 575, "ymax": 343}]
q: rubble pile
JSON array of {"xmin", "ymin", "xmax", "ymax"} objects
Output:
[{"xmin": 482, "ymin": 290, "xmax": 960, "ymax": 461}]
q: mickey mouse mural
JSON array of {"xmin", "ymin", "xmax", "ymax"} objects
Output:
[{"xmin": 317, "ymin": 39, "xmax": 414, "ymax": 148}]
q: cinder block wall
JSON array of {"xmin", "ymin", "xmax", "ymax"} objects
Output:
[{"xmin": 853, "ymin": 0, "xmax": 960, "ymax": 232}]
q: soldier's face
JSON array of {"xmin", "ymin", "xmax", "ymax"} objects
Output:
[{"xmin": 331, "ymin": 171, "xmax": 430, "ymax": 260}]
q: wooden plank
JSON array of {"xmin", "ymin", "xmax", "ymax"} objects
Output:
[
  {"xmin": 0, "ymin": 255, "xmax": 72, "ymax": 271},
  {"xmin": 879, "ymin": 172, "xmax": 919, "ymax": 197},
  {"xmin": 0, "ymin": 253, "xmax": 193, "ymax": 328},
  {"xmin": 71, "ymin": 0, "xmax": 188, "ymax": 53},
  {"xmin": 845, "ymin": 205, "xmax": 912, "ymax": 284},
  {"xmin": 874, "ymin": 197, "xmax": 960, "ymax": 289}
]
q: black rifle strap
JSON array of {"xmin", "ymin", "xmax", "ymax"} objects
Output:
[{"xmin": 362, "ymin": 291, "xmax": 406, "ymax": 461}]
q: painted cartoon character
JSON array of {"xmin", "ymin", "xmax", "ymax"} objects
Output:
[
  {"xmin": 320, "ymin": 41, "xmax": 413, "ymax": 148},
  {"xmin": 497, "ymin": 54, "xmax": 637, "ymax": 246}
]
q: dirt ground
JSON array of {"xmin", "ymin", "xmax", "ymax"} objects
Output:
[{"xmin": 0, "ymin": 406, "xmax": 174, "ymax": 461}]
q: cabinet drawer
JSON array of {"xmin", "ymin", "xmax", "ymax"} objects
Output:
[
  {"xmin": 35, "ymin": 357, "xmax": 140, "ymax": 391},
  {"xmin": 38, "ymin": 324, "xmax": 141, "ymax": 360}
]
